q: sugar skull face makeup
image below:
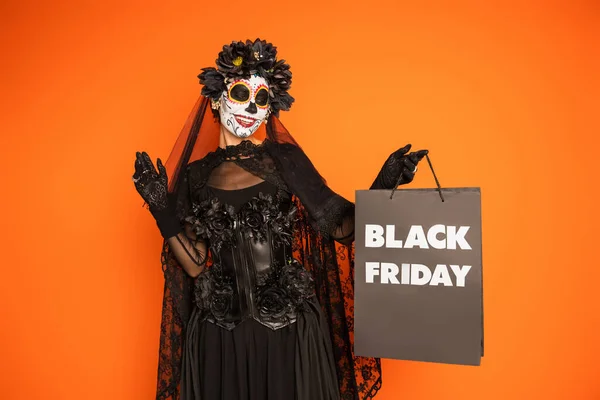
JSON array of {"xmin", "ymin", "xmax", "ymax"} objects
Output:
[{"xmin": 219, "ymin": 75, "xmax": 270, "ymax": 138}]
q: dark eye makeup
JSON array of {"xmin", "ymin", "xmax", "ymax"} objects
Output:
[
  {"xmin": 255, "ymin": 87, "xmax": 269, "ymax": 107},
  {"xmin": 229, "ymin": 83, "xmax": 250, "ymax": 102}
]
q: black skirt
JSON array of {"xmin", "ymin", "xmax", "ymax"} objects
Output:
[{"xmin": 181, "ymin": 299, "xmax": 340, "ymax": 400}]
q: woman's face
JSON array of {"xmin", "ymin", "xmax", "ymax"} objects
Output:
[{"xmin": 219, "ymin": 75, "xmax": 269, "ymax": 138}]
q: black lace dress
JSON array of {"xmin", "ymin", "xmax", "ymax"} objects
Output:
[
  {"xmin": 158, "ymin": 139, "xmax": 382, "ymax": 400},
  {"xmin": 180, "ymin": 176, "xmax": 340, "ymax": 400}
]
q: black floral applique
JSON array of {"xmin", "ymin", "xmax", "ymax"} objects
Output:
[
  {"xmin": 184, "ymin": 198, "xmax": 236, "ymax": 252},
  {"xmin": 238, "ymin": 191, "xmax": 298, "ymax": 247},
  {"xmin": 188, "ymin": 190, "xmax": 311, "ymax": 328},
  {"xmin": 194, "ymin": 263, "xmax": 236, "ymax": 330},
  {"xmin": 278, "ymin": 259, "xmax": 314, "ymax": 307},
  {"xmin": 269, "ymin": 204, "xmax": 298, "ymax": 249},
  {"xmin": 186, "ymin": 189, "xmax": 298, "ymax": 252},
  {"xmin": 256, "ymin": 259, "xmax": 314, "ymax": 324},
  {"xmin": 238, "ymin": 193, "xmax": 271, "ymax": 243},
  {"xmin": 256, "ymin": 286, "xmax": 290, "ymax": 322}
]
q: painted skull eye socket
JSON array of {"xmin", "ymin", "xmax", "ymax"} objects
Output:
[
  {"xmin": 228, "ymin": 83, "xmax": 250, "ymax": 103},
  {"xmin": 255, "ymin": 87, "xmax": 269, "ymax": 107}
]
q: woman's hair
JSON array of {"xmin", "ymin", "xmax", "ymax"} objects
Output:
[{"xmin": 198, "ymin": 38, "xmax": 294, "ymax": 118}]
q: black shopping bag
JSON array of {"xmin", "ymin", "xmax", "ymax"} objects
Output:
[{"xmin": 354, "ymin": 161, "xmax": 483, "ymax": 366}]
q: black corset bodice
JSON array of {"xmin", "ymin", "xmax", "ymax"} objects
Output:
[{"xmin": 185, "ymin": 180, "xmax": 315, "ymax": 331}]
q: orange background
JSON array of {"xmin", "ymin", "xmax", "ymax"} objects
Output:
[{"xmin": 1, "ymin": 0, "xmax": 599, "ymax": 399}]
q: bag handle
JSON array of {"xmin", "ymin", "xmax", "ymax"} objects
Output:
[{"xmin": 390, "ymin": 153, "xmax": 445, "ymax": 202}]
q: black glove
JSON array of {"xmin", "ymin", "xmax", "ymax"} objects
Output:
[
  {"xmin": 370, "ymin": 144, "xmax": 429, "ymax": 189},
  {"xmin": 133, "ymin": 151, "xmax": 182, "ymax": 239}
]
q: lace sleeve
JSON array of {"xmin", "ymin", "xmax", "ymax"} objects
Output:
[
  {"xmin": 266, "ymin": 141, "xmax": 355, "ymax": 245},
  {"xmin": 161, "ymin": 168, "xmax": 208, "ymax": 277},
  {"xmin": 165, "ymin": 223, "xmax": 207, "ymax": 278},
  {"xmin": 328, "ymin": 208, "xmax": 355, "ymax": 245}
]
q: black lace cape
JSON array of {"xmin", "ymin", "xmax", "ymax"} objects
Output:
[{"xmin": 156, "ymin": 124, "xmax": 381, "ymax": 400}]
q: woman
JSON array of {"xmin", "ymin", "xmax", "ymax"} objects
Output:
[{"xmin": 133, "ymin": 38, "xmax": 427, "ymax": 400}]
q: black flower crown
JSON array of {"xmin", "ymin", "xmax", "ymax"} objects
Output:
[{"xmin": 198, "ymin": 38, "xmax": 294, "ymax": 117}]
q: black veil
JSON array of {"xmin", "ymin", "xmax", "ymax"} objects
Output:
[{"xmin": 155, "ymin": 95, "xmax": 382, "ymax": 399}]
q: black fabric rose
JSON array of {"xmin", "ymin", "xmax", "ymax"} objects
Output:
[
  {"xmin": 186, "ymin": 198, "xmax": 235, "ymax": 251},
  {"xmin": 244, "ymin": 210, "xmax": 264, "ymax": 229},
  {"xmin": 209, "ymin": 269, "xmax": 234, "ymax": 321},
  {"xmin": 210, "ymin": 287, "xmax": 233, "ymax": 321},
  {"xmin": 256, "ymin": 192, "xmax": 276, "ymax": 217},
  {"xmin": 184, "ymin": 201, "xmax": 211, "ymax": 238},
  {"xmin": 193, "ymin": 264, "xmax": 235, "ymax": 322},
  {"xmin": 240, "ymin": 208, "xmax": 266, "ymax": 242},
  {"xmin": 194, "ymin": 270, "xmax": 212, "ymax": 310},
  {"xmin": 279, "ymin": 260, "xmax": 314, "ymax": 306},
  {"xmin": 206, "ymin": 213, "xmax": 231, "ymax": 236},
  {"xmin": 239, "ymin": 193, "xmax": 275, "ymax": 242},
  {"xmin": 257, "ymin": 286, "xmax": 289, "ymax": 321}
]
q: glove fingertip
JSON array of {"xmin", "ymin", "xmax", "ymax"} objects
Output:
[
  {"xmin": 393, "ymin": 144, "xmax": 411, "ymax": 158},
  {"xmin": 158, "ymin": 159, "xmax": 168, "ymax": 174}
]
